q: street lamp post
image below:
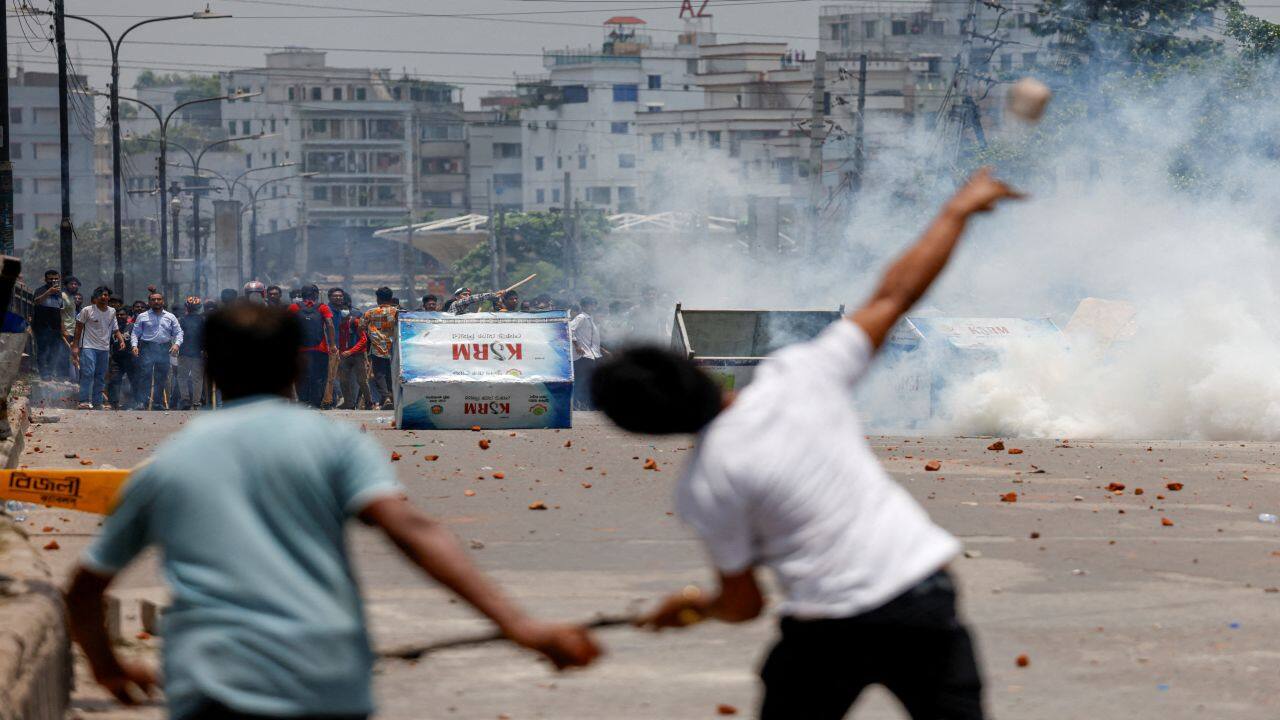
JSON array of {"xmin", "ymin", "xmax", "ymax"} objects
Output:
[
  {"xmin": 93, "ymin": 88, "xmax": 251, "ymax": 299},
  {"xmin": 248, "ymin": 172, "xmax": 318, "ymax": 282},
  {"xmin": 190, "ymin": 133, "xmax": 273, "ymax": 295},
  {"xmin": 21, "ymin": 4, "xmax": 230, "ymax": 295}
]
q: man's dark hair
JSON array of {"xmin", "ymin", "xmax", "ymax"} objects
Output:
[
  {"xmin": 266, "ymin": 285, "xmax": 282, "ymax": 295},
  {"xmin": 44, "ymin": 269, "xmax": 58, "ymax": 278},
  {"xmin": 91, "ymin": 286, "xmax": 111, "ymax": 299},
  {"xmin": 220, "ymin": 288, "xmax": 238, "ymax": 305},
  {"xmin": 301, "ymin": 284, "xmax": 320, "ymax": 301},
  {"xmin": 580, "ymin": 296, "xmax": 597, "ymax": 309},
  {"xmin": 591, "ymin": 346, "xmax": 723, "ymax": 435},
  {"xmin": 376, "ymin": 286, "xmax": 394, "ymax": 303},
  {"xmin": 423, "ymin": 294, "xmax": 437, "ymax": 305},
  {"xmin": 205, "ymin": 304, "xmax": 301, "ymax": 400},
  {"xmin": 64, "ymin": 276, "xmax": 79, "ymax": 287},
  {"xmin": 328, "ymin": 287, "xmax": 344, "ymax": 298}
]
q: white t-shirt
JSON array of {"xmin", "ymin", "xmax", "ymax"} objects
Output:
[
  {"xmin": 76, "ymin": 304, "xmax": 117, "ymax": 352},
  {"xmin": 676, "ymin": 319, "xmax": 960, "ymax": 619},
  {"xmin": 569, "ymin": 312, "xmax": 602, "ymax": 361}
]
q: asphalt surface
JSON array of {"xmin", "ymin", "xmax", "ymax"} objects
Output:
[{"xmin": 11, "ymin": 409, "xmax": 1280, "ymax": 720}]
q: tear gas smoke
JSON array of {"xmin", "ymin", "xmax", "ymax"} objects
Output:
[{"xmin": 617, "ymin": 62, "xmax": 1280, "ymax": 440}]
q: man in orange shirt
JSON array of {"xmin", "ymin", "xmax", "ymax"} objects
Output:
[{"xmin": 362, "ymin": 286, "xmax": 398, "ymax": 410}]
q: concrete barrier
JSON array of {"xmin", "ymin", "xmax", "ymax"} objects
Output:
[{"xmin": 0, "ymin": 327, "xmax": 71, "ymax": 719}]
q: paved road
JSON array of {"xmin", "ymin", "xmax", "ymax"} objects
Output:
[{"xmin": 13, "ymin": 409, "xmax": 1280, "ymax": 719}]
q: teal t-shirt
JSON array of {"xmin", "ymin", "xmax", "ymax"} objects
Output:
[{"xmin": 83, "ymin": 396, "xmax": 400, "ymax": 719}]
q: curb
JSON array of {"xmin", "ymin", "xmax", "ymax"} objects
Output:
[{"xmin": 0, "ymin": 389, "xmax": 72, "ymax": 720}]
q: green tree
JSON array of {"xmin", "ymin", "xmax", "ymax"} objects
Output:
[
  {"xmin": 22, "ymin": 223, "xmax": 161, "ymax": 302},
  {"xmin": 1223, "ymin": 8, "xmax": 1280, "ymax": 59},
  {"xmin": 451, "ymin": 211, "xmax": 611, "ymax": 299}
]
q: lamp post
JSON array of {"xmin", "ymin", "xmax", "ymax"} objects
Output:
[
  {"xmin": 90, "ymin": 89, "xmax": 252, "ymax": 299},
  {"xmin": 21, "ymin": 4, "xmax": 230, "ymax": 295},
  {"xmin": 169, "ymin": 195, "xmax": 182, "ymax": 296},
  {"xmin": 248, "ymin": 172, "xmax": 318, "ymax": 282},
  {"xmin": 190, "ymin": 133, "xmax": 274, "ymax": 295}
]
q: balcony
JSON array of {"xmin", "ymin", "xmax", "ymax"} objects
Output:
[{"xmin": 544, "ymin": 47, "xmax": 642, "ymax": 68}]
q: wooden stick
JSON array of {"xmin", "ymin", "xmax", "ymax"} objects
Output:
[
  {"xmin": 500, "ymin": 273, "xmax": 537, "ymax": 296},
  {"xmin": 378, "ymin": 613, "xmax": 635, "ymax": 661}
]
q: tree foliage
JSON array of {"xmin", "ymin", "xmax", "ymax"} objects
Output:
[
  {"xmin": 451, "ymin": 211, "xmax": 612, "ymax": 299},
  {"xmin": 22, "ymin": 223, "xmax": 161, "ymax": 303}
]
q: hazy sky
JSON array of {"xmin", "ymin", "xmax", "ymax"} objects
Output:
[{"xmin": 13, "ymin": 0, "xmax": 1280, "ymax": 111}]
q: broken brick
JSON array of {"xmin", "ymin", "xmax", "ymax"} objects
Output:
[
  {"xmin": 1106, "ymin": 482, "xmax": 1126, "ymax": 492},
  {"xmin": 479, "ymin": 439, "xmax": 491, "ymax": 450},
  {"xmin": 1015, "ymin": 654, "xmax": 1030, "ymax": 668},
  {"xmin": 390, "ymin": 452, "xmax": 402, "ymax": 462},
  {"xmin": 925, "ymin": 460, "xmax": 942, "ymax": 472},
  {"xmin": 425, "ymin": 455, "xmax": 439, "ymax": 461},
  {"xmin": 493, "ymin": 472, "xmax": 505, "ymax": 479},
  {"xmin": 643, "ymin": 458, "xmax": 659, "ymax": 471},
  {"xmin": 1166, "ymin": 482, "xmax": 1183, "ymax": 491},
  {"xmin": 42, "ymin": 540, "xmax": 60, "ymax": 551},
  {"xmin": 1161, "ymin": 517, "xmax": 1175, "ymax": 527},
  {"xmin": 464, "ymin": 490, "xmax": 476, "ymax": 497},
  {"xmin": 987, "ymin": 440, "xmax": 1005, "ymax": 451},
  {"xmin": 1001, "ymin": 492, "xmax": 1018, "ymax": 503},
  {"xmin": 528, "ymin": 501, "xmax": 547, "ymax": 510},
  {"xmin": 1007, "ymin": 448, "xmax": 1024, "ymax": 455}
]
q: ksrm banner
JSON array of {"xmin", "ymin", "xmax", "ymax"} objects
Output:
[{"xmin": 395, "ymin": 311, "xmax": 574, "ymax": 430}]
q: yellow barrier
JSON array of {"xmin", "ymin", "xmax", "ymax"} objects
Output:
[{"xmin": 0, "ymin": 469, "xmax": 131, "ymax": 515}]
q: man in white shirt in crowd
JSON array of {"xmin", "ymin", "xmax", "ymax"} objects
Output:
[
  {"xmin": 130, "ymin": 292, "xmax": 184, "ymax": 411},
  {"xmin": 72, "ymin": 286, "xmax": 121, "ymax": 410},
  {"xmin": 568, "ymin": 297, "xmax": 604, "ymax": 410},
  {"xmin": 590, "ymin": 169, "xmax": 1022, "ymax": 720}
]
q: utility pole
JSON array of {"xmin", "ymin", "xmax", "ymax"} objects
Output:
[
  {"xmin": 561, "ymin": 172, "xmax": 575, "ymax": 292},
  {"xmin": 54, "ymin": 0, "xmax": 73, "ymax": 278},
  {"xmin": 852, "ymin": 53, "xmax": 867, "ymax": 194},
  {"xmin": 495, "ymin": 206, "xmax": 507, "ymax": 288},
  {"xmin": 0, "ymin": 5, "xmax": 13, "ymax": 257},
  {"xmin": 806, "ymin": 51, "xmax": 827, "ymax": 254},
  {"xmin": 486, "ymin": 179, "xmax": 499, "ymax": 289}
]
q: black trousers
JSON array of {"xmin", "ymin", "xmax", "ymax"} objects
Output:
[
  {"xmin": 296, "ymin": 351, "xmax": 329, "ymax": 407},
  {"xmin": 760, "ymin": 570, "xmax": 984, "ymax": 720},
  {"xmin": 184, "ymin": 698, "xmax": 366, "ymax": 720},
  {"xmin": 572, "ymin": 357, "xmax": 597, "ymax": 410}
]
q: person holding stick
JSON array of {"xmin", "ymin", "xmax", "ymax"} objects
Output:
[
  {"xmin": 447, "ymin": 274, "xmax": 538, "ymax": 315},
  {"xmin": 66, "ymin": 303, "xmax": 601, "ymax": 719},
  {"xmin": 591, "ymin": 168, "xmax": 1022, "ymax": 720}
]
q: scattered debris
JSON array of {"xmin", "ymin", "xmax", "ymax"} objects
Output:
[
  {"xmin": 1134, "ymin": 488, "xmax": 1144, "ymax": 495},
  {"xmin": 425, "ymin": 455, "xmax": 439, "ymax": 461},
  {"xmin": 1000, "ymin": 492, "xmax": 1018, "ymax": 503},
  {"xmin": 390, "ymin": 452, "xmax": 402, "ymax": 462},
  {"xmin": 42, "ymin": 540, "xmax": 59, "ymax": 551},
  {"xmin": 479, "ymin": 439, "xmax": 491, "ymax": 450},
  {"xmin": 925, "ymin": 460, "xmax": 942, "ymax": 472},
  {"xmin": 564, "ymin": 440, "xmax": 572, "ymax": 448},
  {"xmin": 471, "ymin": 426, "xmax": 482, "ymax": 432},
  {"xmin": 963, "ymin": 550, "xmax": 983, "ymax": 559},
  {"xmin": 1030, "ymin": 531, "xmax": 1041, "ymax": 539},
  {"xmin": 1016, "ymin": 654, "xmax": 1030, "ymax": 668},
  {"xmin": 1161, "ymin": 517, "xmax": 1175, "ymax": 527},
  {"xmin": 493, "ymin": 472, "xmax": 505, "ymax": 479},
  {"xmin": 1008, "ymin": 448, "xmax": 1024, "ymax": 455},
  {"xmin": 987, "ymin": 440, "xmax": 1005, "ymax": 451},
  {"xmin": 528, "ymin": 501, "xmax": 547, "ymax": 510},
  {"xmin": 717, "ymin": 705, "xmax": 739, "ymax": 716},
  {"xmin": 63, "ymin": 452, "xmax": 77, "ymax": 459},
  {"xmin": 79, "ymin": 459, "xmax": 92, "ymax": 466},
  {"xmin": 464, "ymin": 490, "xmax": 476, "ymax": 497},
  {"xmin": 1106, "ymin": 482, "xmax": 1126, "ymax": 492},
  {"xmin": 1166, "ymin": 482, "xmax": 1183, "ymax": 491},
  {"xmin": 643, "ymin": 458, "xmax": 659, "ymax": 471},
  {"xmin": 1074, "ymin": 495, "xmax": 1084, "ymax": 502},
  {"xmin": 469, "ymin": 539, "xmax": 485, "ymax": 550},
  {"xmin": 581, "ymin": 482, "xmax": 593, "ymax": 489}
]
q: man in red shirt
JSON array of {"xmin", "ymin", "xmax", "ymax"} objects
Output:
[{"xmin": 287, "ymin": 284, "xmax": 338, "ymax": 407}]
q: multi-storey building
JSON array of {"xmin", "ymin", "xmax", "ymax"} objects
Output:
[
  {"xmin": 519, "ymin": 18, "xmax": 708, "ymax": 213},
  {"xmin": 9, "ymin": 68, "xmax": 95, "ymax": 249},
  {"xmin": 220, "ymin": 49, "xmax": 469, "ymax": 237},
  {"xmin": 465, "ymin": 97, "xmax": 523, "ymax": 214}
]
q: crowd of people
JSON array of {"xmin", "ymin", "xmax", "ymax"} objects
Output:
[{"xmin": 27, "ymin": 269, "xmax": 671, "ymax": 412}]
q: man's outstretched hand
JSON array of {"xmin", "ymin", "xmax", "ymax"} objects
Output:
[
  {"xmin": 506, "ymin": 619, "xmax": 602, "ymax": 669},
  {"xmin": 948, "ymin": 167, "xmax": 1025, "ymax": 216}
]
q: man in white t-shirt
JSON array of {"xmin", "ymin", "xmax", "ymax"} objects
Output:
[
  {"xmin": 72, "ymin": 286, "xmax": 123, "ymax": 410},
  {"xmin": 568, "ymin": 297, "xmax": 604, "ymax": 410},
  {"xmin": 591, "ymin": 169, "xmax": 1022, "ymax": 720}
]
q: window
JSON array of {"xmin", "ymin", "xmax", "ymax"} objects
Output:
[
  {"xmin": 288, "ymin": 87, "xmax": 296, "ymax": 101},
  {"xmin": 34, "ymin": 108, "xmax": 58, "ymax": 125},
  {"xmin": 578, "ymin": 155, "xmax": 587, "ymax": 170},
  {"xmin": 561, "ymin": 85, "xmax": 588, "ymax": 103},
  {"xmin": 618, "ymin": 186, "xmax": 637, "ymax": 211},
  {"xmin": 228, "ymin": 121, "xmax": 236, "ymax": 135},
  {"xmin": 271, "ymin": 151, "xmax": 278, "ymax": 165},
  {"xmin": 864, "ymin": 20, "xmax": 877, "ymax": 37},
  {"xmin": 8, "ymin": 109, "xmax": 19, "ymax": 124},
  {"xmin": 12, "ymin": 214, "xmax": 20, "ymax": 230},
  {"xmin": 10, "ymin": 144, "xmax": 19, "ymax": 159},
  {"xmin": 586, "ymin": 186, "xmax": 612, "ymax": 205},
  {"xmin": 423, "ymin": 191, "xmax": 453, "ymax": 206},
  {"xmin": 930, "ymin": 20, "xmax": 945, "ymax": 34},
  {"xmin": 611, "ymin": 121, "xmax": 629, "ymax": 134},
  {"xmin": 421, "ymin": 124, "xmax": 463, "ymax": 141},
  {"xmin": 891, "ymin": 19, "xmax": 907, "ymax": 35},
  {"xmin": 270, "ymin": 118, "xmax": 276, "ymax": 132},
  {"xmin": 536, "ymin": 189, "xmax": 545, "ymax": 204},
  {"xmin": 246, "ymin": 154, "xmax": 252, "ymax": 168},
  {"xmin": 371, "ymin": 118, "xmax": 404, "ymax": 140},
  {"xmin": 535, "ymin": 156, "xmax": 544, "ymax": 171},
  {"xmin": 1000, "ymin": 53, "xmax": 1013, "ymax": 71},
  {"xmin": 355, "ymin": 87, "xmax": 367, "ymax": 101},
  {"xmin": 618, "ymin": 153, "xmax": 635, "ymax": 169},
  {"xmin": 312, "ymin": 186, "xmax": 328, "ymax": 201},
  {"xmin": 648, "ymin": 74, "xmax": 662, "ymax": 89},
  {"xmin": 34, "ymin": 177, "xmax": 55, "ymax": 195},
  {"xmin": 310, "ymin": 87, "xmax": 322, "ymax": 100},
  {"xmin": 686, "ymin": 59, "xmax": 698, "ymax": 75},
  {"xmin": 674, "ymin": 131, "xmax": 682, "ymax": 147},
  {"xmin": 556, "ymin": 156, "xmax": 563, "ymax": 169},
  {"xmin": 332, "ymin": 87, "xmax": 343, "ymax": 101},
  {"xmin": 271, "ymin": 185, "xmax": 278, "ymax": 198},
  {"xmin": 492, "ymin": 143, "xmax": 521, "ymax": 158},
  {"xmin": 34, "ymin": 143, "xmax": 58, "ymax": 159},
  {"xmin": 707, "ymin": 131, "xmax": 721, "ymax": 149},
  {"xmin": 12, "ymin": 179, "xmax": 20, "ymax": 194},
  {"xmin": 552, "ymin": 188, "xmax": 561, "ymax": 203},
  {"xmin": 651, "ymin": 133, "xmax": 664, "ymax": 151},
  {"xmin": 647, "ymin": 105, "xmax": 662, "ymax": 113},
  {"xmin": 613, "ymin": 84, "xmax": 638, "ymax": 102},
  {"xmin": 241, "ymin": 120, "xmax": 251, "ymax": 135},
  {"xmin": 1022, "ymin": 52, "xmax": 1038, "ymax": 66},
  {"xmin": 494, "ymin": 173, "xmax": 521, "ymax": 192}
]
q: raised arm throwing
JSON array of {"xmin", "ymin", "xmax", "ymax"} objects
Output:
[{"xmin": 851, "ymin": 167, "xmax": 1023, "ymax": 348}]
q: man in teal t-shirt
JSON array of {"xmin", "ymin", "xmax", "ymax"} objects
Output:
[{"xmin": 67, "ymin": 303, "xmax": 601, "ymax": 720}]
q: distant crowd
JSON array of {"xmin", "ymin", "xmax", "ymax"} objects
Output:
[{"xmin": 27, "ymin": 269, "xmax": 670, "ymax": 412}]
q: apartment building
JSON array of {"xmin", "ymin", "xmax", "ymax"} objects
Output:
[
  {"xmin": 520, "ymin": 18, "xmax": 707, "ymax": 213},
  {"xmin": 465, "ymin": 94, "xmax": 524, "ymax": 214},
  {"xmin": 9, "ymin": 68, "xmax": 95, "ymax": 249}
]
